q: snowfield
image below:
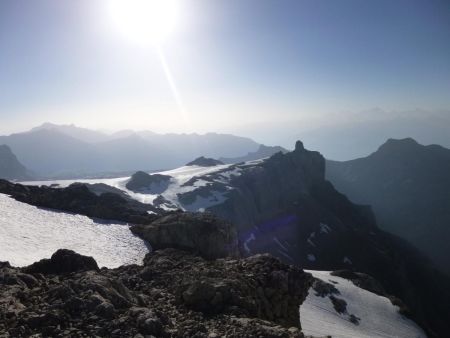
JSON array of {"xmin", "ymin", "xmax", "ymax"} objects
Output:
[
  {"xmin": 300, "ymin": 270, "xmax": 426, "ymax": 338},
  {"xmin": 21, "ymin": 163, "xmax": 241, "ymax": 211},
  {"xmin": 0, "ymin": 193, "xmax": 149, "ymax": 268}
]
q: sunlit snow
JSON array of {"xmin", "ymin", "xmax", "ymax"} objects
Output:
[
  {"xmin": 0, "ymin": 194, "xmax": 149, "ymax": 268},
  {"xmin": 300, "ymin": 270, "xmax": 426, "ymax": 338}
]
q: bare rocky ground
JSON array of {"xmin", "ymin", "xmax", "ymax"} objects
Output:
[{"xmin": 0, "ymin": 249, "xmax": 312, "ymax": 337}]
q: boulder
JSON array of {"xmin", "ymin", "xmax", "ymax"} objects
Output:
[
  {"xmin": 131, "ymin": 212, "xmax": 240, "ymax": 259},
  {"xmin": 23, "ymin": 249, "xmax": 99, "ymax": 274}
]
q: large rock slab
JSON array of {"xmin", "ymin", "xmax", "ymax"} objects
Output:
[
  {"xmin": 125, "ymin": 171, "xmax": 171, "ymax": 193},
  {"xmin": 131, "ymin": 212, "xmax": 240, "ymax": 259}
]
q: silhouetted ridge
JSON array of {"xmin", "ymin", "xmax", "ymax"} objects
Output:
[{"xmin": 186, "ymin": 156, "xmax": 224, "ymax": 167}]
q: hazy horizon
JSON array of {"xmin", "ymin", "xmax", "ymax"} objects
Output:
[
  {"xmin": 1, "ymin": 0, "xmax": 449, "ymax": 146},
  {"xmin": 2, "ymin": 107, "xmax": 450, "ymax": 161}
]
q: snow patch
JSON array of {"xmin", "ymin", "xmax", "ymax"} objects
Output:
[
  {"xmin": 300, "ymin": 270, "xmax": 426, "ymax": 338},
  {"xmin": 20, "ymin": 161, "xmax": 264, "ymax": 214},
  {"xmin": 0, "ymin": 194, "xmax": 148, "ymax": 268}
]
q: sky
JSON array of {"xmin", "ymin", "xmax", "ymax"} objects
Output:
[{"xmin": 1, "ymin": 0, "xmax": 450, "ymax": 140}]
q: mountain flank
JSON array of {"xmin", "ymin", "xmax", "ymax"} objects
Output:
[
  {"xmin": 326, "ymin": 138, "xmax": 450, "ymax": 276},
  {"xmin": 0, "ymin": 145, "xmax": 30, "ymax": 180}
]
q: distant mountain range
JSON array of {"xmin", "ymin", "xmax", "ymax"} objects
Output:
[
  {"xmin": 0, "ymin": 145, "xmax": 31, "ymax": 181},
  {"xmin": 0, "ymin": 123, "xmax": 262, "ymax": 178},
  {"xmin": 235, "ymin": 109, "xmax": 450, "ymax": 160},
  {"xmin": 326, "ymin": 138, "xmax": 450, "ymax": 276}
]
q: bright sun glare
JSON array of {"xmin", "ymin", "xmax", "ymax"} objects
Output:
[{"xmin": 108, "ymin": 0, "xmax": 180, "ymax": 45}]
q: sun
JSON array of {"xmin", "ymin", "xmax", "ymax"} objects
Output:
[{"xmin": 108, "ymin": 0, "xmax": 180, "ymax": 45}]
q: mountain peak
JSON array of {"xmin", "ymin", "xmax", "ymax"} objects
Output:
[
  {"xmin": 186, "ymin": 156, "xmax": 224, "ymax": 167},
  {"xmin": 377, "ymin": 138, "xmax": 420, "ymax": 153},
  {"xmin": 295, "ymin": 140, "xmax": 305, "ymax": 151}
]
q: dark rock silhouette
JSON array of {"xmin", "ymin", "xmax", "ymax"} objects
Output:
[
  {"xmin": 126, "ymin": 171, "xmax": 171, "ymax": 193},
  {"xmin": 23, "ymin": 249, "xmax": 99, "ymax": 274},
  {"xmin": 186, "ymin": 156, "xmax": 224, "ymax": 167},
  {"xmin": 0, "ymin": 179, "xmax": 161, "ymax": 224},
  {"xmin": 326, "ymin": 138, "xmax": 450, "ymax": 276}
]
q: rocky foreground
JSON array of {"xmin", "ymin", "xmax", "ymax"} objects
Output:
[{"xmin": 0, "ymin": 249, "xmax": 312, "ymax": 337}]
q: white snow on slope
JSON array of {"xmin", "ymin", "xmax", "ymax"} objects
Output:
[
  {"xmin": 300, "ymin": 270, "xmax": 426, "ymax": 338},
  {"xmin": 0, "ymin": 194, "xmax": 149, "ymax": 268},
  {"xmin": 21, "ymin": 164, "xmax": 238, "ymax": 212}
]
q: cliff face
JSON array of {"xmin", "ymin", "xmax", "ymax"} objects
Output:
[
  {"xmin": 202, "ymin": 141, "xmax": 450, "ymax": 338},
  {"xmin": 131, "ymin": 212, "xmax": 240, "ymax": 260},
  {"xmin": 209, "ymin": 140, "xmax": 376, "ymax": 267}
]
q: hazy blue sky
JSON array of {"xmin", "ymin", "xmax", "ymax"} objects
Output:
[{"xmin": 1, "ymin": 0, "xmax": 449, "ymax": 135}]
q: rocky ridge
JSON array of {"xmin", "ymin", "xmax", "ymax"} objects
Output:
[
  {"xmin": 0, "ymin": 179, "xmax": 162, "ymax": 224},
  {"xmin": 0, "ymin": 248, "xmax": 312, "ymax": 337}
]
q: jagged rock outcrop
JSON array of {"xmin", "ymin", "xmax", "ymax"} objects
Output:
[
  {"xmin": 131, "ymin": 212, "xmax": 240, "ymax": 259},
  {"xmin": 0, "ymin": 145, "xmax": 30, "ymax": 181},
  {"xmin": 0, "ymin": 249, "xmax": 312, "ymax": 337},
  {"xmin": 186, "ymin": 156, "xmax": 224, "ymax": 167},
  {"xmin": 126, "ymin": 171, "xmax": 172, "ymax": 193},
  {"xmin": 0, "ymin": 180, "xmax": 161, "ymax": 224}
]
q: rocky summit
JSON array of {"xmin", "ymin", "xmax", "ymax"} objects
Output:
[
  {"xmin": 0, "ymin": 180, "xmax": 161, "ymax": 224},
  {"xmin": 126, "ymin": 171, "xmax": 172, "ymax": 193},
  {"xmin": 0, "ymin": 249, "xmax": 312, "ymax": 338},
  {"xmin": 186, "ymin": 157, "xmax": 224, "ymax": 167}
]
